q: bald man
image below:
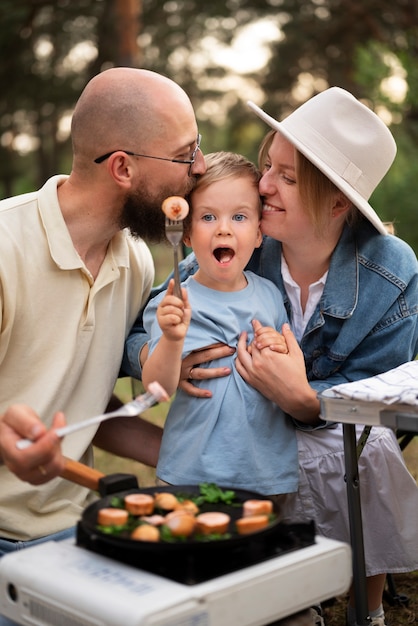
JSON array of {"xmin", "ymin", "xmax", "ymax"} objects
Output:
[{"xmin": 0, "ymin": 68, "xmax": 205, "ymax": 552}]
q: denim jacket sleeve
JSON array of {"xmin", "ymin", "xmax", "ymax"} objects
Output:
[
  {"xmin": 121, "ymin": 252, "xmax": 199, "ymax": 379},
  {"xmin": 299, "ymin": 228, "xmax": 418, "ymax": 426},
  {"xmin": 310, "ymin": 230, "xmax": 418, "ymax": 386}
]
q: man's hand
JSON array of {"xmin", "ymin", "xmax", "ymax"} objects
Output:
[
  {"xmin": 0, "ymin": 405, "xmax": 66, "ymax": 484},
  {"xmin": 178, "ymin": 343, "xmax": 235, "ymax": 398}
]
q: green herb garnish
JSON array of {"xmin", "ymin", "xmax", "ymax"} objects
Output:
[
  {"xmin": 194, "ymin": 532, "xmax": 232, "ymax": 542},
  {"xmin": 194, "ymin": 483, "xmax": 236, "ymax": 506},
  {"xmin": 109, "ymin": 496, "xmax": 125, "ymax": 508},
  {"xmin": 97, "ymin": 524, "xmax": 128, "ymax": 535}
]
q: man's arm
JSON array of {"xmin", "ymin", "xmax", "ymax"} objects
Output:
[{"xmin": 93, "ymin": 416, "xmax": 163, "ymax": 468}]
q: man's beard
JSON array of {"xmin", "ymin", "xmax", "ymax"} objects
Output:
[{"xmin": 118, "ymin": 178, "xmax": 196, "ymax": 243}]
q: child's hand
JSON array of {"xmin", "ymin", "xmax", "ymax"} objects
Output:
[
  {"xmin": 248, "ymin": 319, "xmax": 288, "ymax": 354},
  {"xmin": 157, "ymin": 279, "xmax": 191, "ymax": 341}
]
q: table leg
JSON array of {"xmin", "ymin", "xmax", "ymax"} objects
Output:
[{"xmin": 343, "ymin": 423, "xmax": 370, "ymax": 625}]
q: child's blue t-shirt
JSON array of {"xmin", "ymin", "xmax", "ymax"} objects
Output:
[{"xmin": 143, "ymin": 271, "xmax": 298, "ymax": 495}]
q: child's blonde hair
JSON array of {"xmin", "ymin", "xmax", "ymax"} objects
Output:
[{"xmin": 184, "ymin": 151, "xmax": 262, "ymax": 234}]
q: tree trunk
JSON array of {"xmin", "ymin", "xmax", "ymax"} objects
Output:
[{"xmin": 115, "ymin": 0, "xmax": 142, "ymax": 67}]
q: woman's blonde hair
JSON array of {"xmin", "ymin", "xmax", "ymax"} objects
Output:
[
  {"xmin": 258, "ymin": 130, "xmax": 394, "ymax": 236},
  {"xmin": 184, "ymin": 151, "xmax": 262, "ymax": 234},
  {"xmin": 258, "ymin": 130, "xmax": 359, "ymax": 235}
]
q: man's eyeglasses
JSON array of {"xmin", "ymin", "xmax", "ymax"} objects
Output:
[{"xmin": 94, "ymin": 134, "xmax": 201, "ymax": 176}]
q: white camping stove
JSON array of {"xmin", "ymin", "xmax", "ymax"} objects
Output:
[{"xmin": 0, "ymin": 536, "xmax": 351, "ymax": 626}]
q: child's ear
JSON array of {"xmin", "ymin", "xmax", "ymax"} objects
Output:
[
  {"xmin": 255, "ymin": 224, "xmax": 263, "ymax": 248},
  {"xmin": 183, "ymin": 234, "xmax": 191, "ymax": 247}
]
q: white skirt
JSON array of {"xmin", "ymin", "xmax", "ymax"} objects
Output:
[{"xmin": 281, "ymin": 424, "xmax": 418, "ymax": 576}]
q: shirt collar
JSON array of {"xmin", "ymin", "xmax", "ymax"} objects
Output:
[{"xmin": 38, "ymin": 175, "xmax": 130, "ymax": 271}]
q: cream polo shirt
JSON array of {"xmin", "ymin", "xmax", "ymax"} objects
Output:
[{"xmin": 0, "ymin": 175, "xmax": 154, "ymax": 539}]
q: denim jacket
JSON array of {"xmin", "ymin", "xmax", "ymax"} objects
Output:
[{"xmin": 123, "ymin": 222, "xmax": 418, "ymax": 397}]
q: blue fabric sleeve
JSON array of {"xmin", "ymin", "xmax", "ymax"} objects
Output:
[{"xmin": 120, "ymin": 252, "xmax": 199, "ymax": 378}]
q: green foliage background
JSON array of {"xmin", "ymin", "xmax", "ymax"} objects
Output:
[{"xmin": 0, "ymin": 0, "xmax": 417, "ymax": 250}]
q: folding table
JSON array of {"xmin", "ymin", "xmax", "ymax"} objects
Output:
[{"xmin": 319, "ymin": 361, "xmax": 418, "ymax": 626}]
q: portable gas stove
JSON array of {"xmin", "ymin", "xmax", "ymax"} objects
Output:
[{"xmin": 0, "ymin": 533, "xmax": 351, "ymax": 625}]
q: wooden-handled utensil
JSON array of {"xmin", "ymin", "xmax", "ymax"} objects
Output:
[
  {"xmin": 61, "ymin": 457, "xmax": 105, "ymax": 491},
  {"xmin": 61, "ymin": 457, "xmax": 139, "ymax": 496}
]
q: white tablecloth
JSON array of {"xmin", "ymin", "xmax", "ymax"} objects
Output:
[{"xmin": 323, "ymin": 361, "xmax": 418, "ymax": 406}]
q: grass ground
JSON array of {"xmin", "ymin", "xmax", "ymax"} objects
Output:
[
  {"xmin": 93, "ymin": 378, "xmax": 418, "ymax": 626},
  {"xmin": 322, "ymin": 570, "xmax": 418, "ymax": 625}
]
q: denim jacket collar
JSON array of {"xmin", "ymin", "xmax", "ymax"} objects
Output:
[
  {"xmin": 254, "ymin": 226, "xmax": 358, "ymax": 324},
  {"xmin": 320, "ymin": 225, "xmax": 358, "ymax": 319}
]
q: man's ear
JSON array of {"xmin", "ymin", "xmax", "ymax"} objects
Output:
[{"xmin": 107, "ymin": 153, "xmax": 135, "ymax": 190}]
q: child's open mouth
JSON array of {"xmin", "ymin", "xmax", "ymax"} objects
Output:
[{"xmin": 213, "ymin": 247, "xmax": 235, "ymax": 264}]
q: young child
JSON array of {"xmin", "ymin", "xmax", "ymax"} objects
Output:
[{"xmin": 142, "ymin": 152, "xmax": 297, "ymax": 497}]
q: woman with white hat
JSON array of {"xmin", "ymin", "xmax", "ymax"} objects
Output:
[
  {"xmin": 234, "ymin": 88, "xmax": 418, "ymax": 626},
  {"xmin": 124, "ymin": 87, "xmax": 418, "ymax": 626}
]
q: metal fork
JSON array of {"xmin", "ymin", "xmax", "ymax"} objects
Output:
[
  {"xmin": 165, "ymin": 216, "xmax": 184, "ymax": 298},
  {"xmin": 16, "ymin": 383, "xmax": 168, "ymax": 449}
]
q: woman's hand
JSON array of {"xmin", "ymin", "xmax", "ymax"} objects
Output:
[
  {"xmin": 0, "ymin": 405, "xmax": 66, "ymax": 484},
  {"xmin": 178, "ymin": 343, "xmax": 235, "ymax": 398},
  {"xmin": 235, "ymin": 323, "xmax": 320, "ymax": 424}
]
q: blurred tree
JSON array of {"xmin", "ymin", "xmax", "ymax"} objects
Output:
[
  {"xmin": 0, "ymin": 0, "xmax": 417, "ymax": 248},
  {"xmin": 0, "ymin": 0, "xmax": 141, "ymax": 192},
  {"xmin": 115, "ymin": 0, "xmax": 141, "ymax": 66},
  {"xmin": 0, "ymin": 1, "xmax": 105, "ymax": 192}
]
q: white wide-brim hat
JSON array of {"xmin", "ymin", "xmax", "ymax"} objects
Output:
[{"xmin": 247, "ymin": 87, "xmax": 396, "ymax": 235}]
